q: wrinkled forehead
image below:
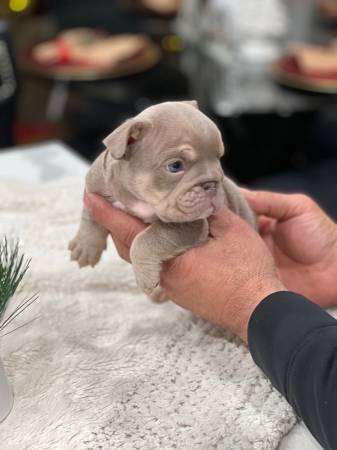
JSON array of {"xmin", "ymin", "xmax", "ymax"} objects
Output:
[{"xmin": 141, "ymin": 106, "xmax": 223, "ymax": 157}]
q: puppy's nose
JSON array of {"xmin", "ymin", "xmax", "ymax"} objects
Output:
[{"xmin": 201, "ymin": 181, "xmax": 218, "ymax": 192}]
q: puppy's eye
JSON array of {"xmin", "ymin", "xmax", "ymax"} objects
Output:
[{"xmin": 166, "ymin": 160, "xmax": 184, "ymax": 173}]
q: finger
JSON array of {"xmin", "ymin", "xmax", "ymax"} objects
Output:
[
  {"xmin": 242, "ymin": 189, "xmax": 311, "ymax": 221},
  {"xmin": 84, "ymin": 192, "xmax": 145, "ymax": 247},
  {"xmin": 208, "ymin": 207, "xmax": 245, "ymax": 238},
  {"xmin": 111, "ymin": 236, "xmax": 131, "ymax": 262}
]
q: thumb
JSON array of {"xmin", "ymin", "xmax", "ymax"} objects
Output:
[{"xmin": 242, "ymin": 189, "xmax": 307, "ymax": 221}]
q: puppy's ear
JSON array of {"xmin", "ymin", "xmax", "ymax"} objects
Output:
[
  {"xmin": 103, "ymin": 119, "xmax": 152, "ymax": 160},
  {"xmin": 182, "ymin": 100, "xmax": 199, "ymax": 109}
]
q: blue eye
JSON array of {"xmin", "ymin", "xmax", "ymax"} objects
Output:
[{"xmin": 166, "ymin": 160, "xmax": 184, "ymax": 173}]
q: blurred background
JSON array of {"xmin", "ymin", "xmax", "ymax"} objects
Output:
[{"xmin": 0, "ymin": 0, "xmax": 337, "ymax": 217}]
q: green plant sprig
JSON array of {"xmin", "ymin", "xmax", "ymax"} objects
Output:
[{"xmin": 0, "ymin": 237, "xmax": 38, "ymax": 336}]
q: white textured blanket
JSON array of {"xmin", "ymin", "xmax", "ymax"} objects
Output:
[{"xmin": 0, "ymin": 178, "xmax": 296, "ymax": 450}]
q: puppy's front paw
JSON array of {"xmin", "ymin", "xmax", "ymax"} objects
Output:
[
  {"xmin": 149, "ymin": 286, "xmax": 169, "ymax": 303},
  {"xmin": 68, "ymin": 235, "xmax": 106, "ymax": 268},
  {"xmin": 134, "ymin": 266, "xmax": 160, "ymax": 295}
]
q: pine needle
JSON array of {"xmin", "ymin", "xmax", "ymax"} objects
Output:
[{"xmin": 0, "ymin": 237, "xmax": 38, "ymax": 334}]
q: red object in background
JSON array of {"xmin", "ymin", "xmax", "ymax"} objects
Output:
[
  {"xmin": 19, "ymin": 31, "xmax": 161, "ymax": 81},
  {"xmin": 272, "ymin": 53, "xmax": 337, "ymax": 93},
  {"xmin": 279, "ymin": 54, "xmax": 337, "ymax": 80},
  {"xmin": 14, "ymin": 122, "xmax": 60, "ymax": 145},
  {"xmin": 318, "ymin": 0, "xmax": 337, "ymax": 19}
]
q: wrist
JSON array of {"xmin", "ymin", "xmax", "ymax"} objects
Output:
[{"xmin": 229, "ymin": 277, "xmax": 286, "ymax": 344}]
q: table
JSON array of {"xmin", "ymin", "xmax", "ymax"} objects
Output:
[
  {"xmin": 0, "ymin": 141, "xmax": 88, "ymax": 182},
  {"xmin": 0, "ymin": 141, "xmax": 322, "ymax": 450}
]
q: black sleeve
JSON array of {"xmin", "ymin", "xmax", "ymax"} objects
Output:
[{"xmin": 248, "ymin": 291, "xmax": 337, "ymax": 450}]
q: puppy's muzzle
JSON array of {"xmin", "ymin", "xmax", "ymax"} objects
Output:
[{"xmin": 177, "ymin": 180, "xmax": 219, "ymax": 212}]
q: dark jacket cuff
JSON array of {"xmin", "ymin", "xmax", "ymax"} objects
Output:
[{"xmin": 247, "ymin": 291, "xmax": 336, "ymax": 397}]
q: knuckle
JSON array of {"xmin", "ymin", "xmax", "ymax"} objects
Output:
[
  {"xmin": 292, "ymin": 193, "xmax": 314, "ymax": 208},
  {"xmin": 124, "ymin": 229, "xmax": 139, "ymax": 246}
]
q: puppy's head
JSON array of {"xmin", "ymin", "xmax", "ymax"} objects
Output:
[{"xmin": 103, "ymin": 101, "xmax": 225, "ymax": 222}]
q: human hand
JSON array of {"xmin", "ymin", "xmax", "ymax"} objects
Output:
[
  {"xmin": 84, "ymin": 192, "xmax": 284, "ymax": 343},
  {"xmin": 243, "ymin": 190, "xmax": 337, "ymax": 308}
]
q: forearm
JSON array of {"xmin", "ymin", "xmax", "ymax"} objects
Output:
[{"xmin": 248, "ymin": 292, "xmax": 337, "ymax": 450}]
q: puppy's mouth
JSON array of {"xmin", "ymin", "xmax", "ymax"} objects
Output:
[
  {"xmin": 157, "ymin": 204, "xmax": 216, "ymax": 223},
  {"xmin": 155, "ymin": 183, "xmax": 224, "ymax": 223}
]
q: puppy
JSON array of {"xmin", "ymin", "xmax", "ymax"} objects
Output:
[{"xmin": 69, "ymin": 101, "xmax": 256, "ymax": 301}]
